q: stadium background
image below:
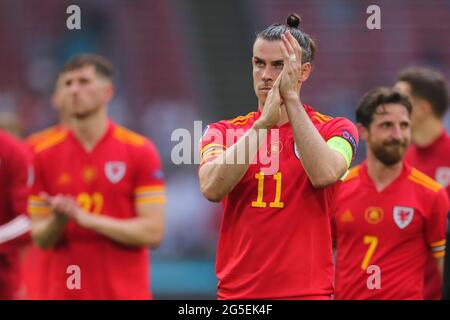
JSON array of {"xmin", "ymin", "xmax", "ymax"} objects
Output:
[{"xmin": 0, "ymin": 0, "xmax": 449, "ymax": 299}]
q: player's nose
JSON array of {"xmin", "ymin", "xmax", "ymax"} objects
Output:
[
  {"xmin": 261, "ymin": 66, "xmax": 275, "ymax": 82},
  {"xmin": 391, "ymin": 124, "xmax": 403, "ymax": 139}
]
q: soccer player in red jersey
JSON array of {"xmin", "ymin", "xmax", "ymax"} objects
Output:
[
  {"xmin": 198, "ymin": 14, "xmax": 359, "ymax": 300},
  {"xmin": 22, "ymin": 75, "xmax": 72, "ymax": 299},
  {"xmin": 394, "ymin": 67, "xmax": 450, "ymax": 300},
  {"xmin": 332, "ymin": 87, "xmax": 448, "ymax": 300},
  {"xmin": 0, "ymin": 128, "xmax": 32, "ymax": 299},
  {"xmin": 27, "ymin": 54, "xmax": 166, "ymax": 299}
]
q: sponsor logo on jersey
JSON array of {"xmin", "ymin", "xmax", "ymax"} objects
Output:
[
  {"xmin": 340, "ymin": 210, "xmax": 355, "ymax": 222},
  {"xmin": 83, "ymin": 166, "xmax": 97, "ymax": 183},
  {"xmin": 105, "ymin": 161, "xmax": 126, "ymax": 184},
  {"xmin": 393, "ymin": 206, "xmax": 414, "ymax": 229},
  {"xmin": 364, "ymin": 207, "xmax": 384, "ymax": 224},
  {"xmin": 57, "ymin": 172, "xmax": 71, "ymax": 186}
]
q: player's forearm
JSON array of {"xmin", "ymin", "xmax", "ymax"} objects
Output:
[
  {"xmin": 199, "ymin": 124, "xmax": 268, "ymax": 202},
  {"xmin": 284, "ymin": 94, "xmax": 346, "ymax": 187},
  {"xmin": 83, "ymin": 214, "xmax": 163, "ymax": 248},
  {"xmin": 31, "ymin": 215, "xmax": 68, "ymax": 249}
]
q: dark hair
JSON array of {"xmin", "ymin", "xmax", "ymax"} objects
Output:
[
  {"xmin": 58, "ymin": 53, "xmax": 114, "ymax": 81},
  {"xmin": 396, "ymin": 67, "xmax": 449, "ymax": 118},
  {"xmin": 356, "ymin": 87, "xmax": 412, "ymax": 128},
  {"xmin": 256, "ymin": 13, "xmax": 316, "ymax": 63}
]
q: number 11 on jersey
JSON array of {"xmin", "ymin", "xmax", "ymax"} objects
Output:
[{"xmin": 251, "ymin": 172, "xmax": 284, "ymax": 208}]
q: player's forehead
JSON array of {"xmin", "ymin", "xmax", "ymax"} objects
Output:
[
  {"xmin": 252, "ymin": 38, "xmax": 283, "ymax": 62},
  {"xmin": 60, "ymin": 65, "xmax": 97, "ymax": 81},
  {"xmin": 372, "ymin": 103, "xmax": 410, "ymax": 123}
]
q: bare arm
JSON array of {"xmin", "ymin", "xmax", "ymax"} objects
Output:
[
  {"xmin": 199, "ymin": 78, "xmax": 282, "ymax": 202},
  {"xmin": 72, "ymin": 201, "xmax": 165, "ymax": 248},
  {"xmin": 279, "ymin": 31, "xmax": 348, "ymax": 188},
  {"xmin": 284, "ymin": 95, "xmax": 348, "ymax": 187},
  {"xmin": 30, "ymin": 213, "xmax": 69, "ymax": 249}
]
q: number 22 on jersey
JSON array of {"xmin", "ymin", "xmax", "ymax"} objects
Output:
[{"xmin": 251, "ymin": 172, "xmax": 284, "ymax": 208}]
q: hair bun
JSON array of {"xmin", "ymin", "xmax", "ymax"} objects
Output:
[{"xmin": 286, "ymin": 14, "xmax": 301, "ymax": 28}]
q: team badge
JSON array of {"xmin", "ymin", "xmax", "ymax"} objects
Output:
[
  {"xmin": 435, "ymin": 167, "xmax": 450, "ymax": 188},
  {"xmin": 105, "ymin": 161, "xmax": 126, "ymax": 184},
  {"xmin": 293, "ymin": 142, "xmax": 300, "ymax": 159},
  {"xmin": 364, "ymin": 207, "xmax": 384, "ymax": 224},
  {"xmin": 268, "ymin": 141, "xmax": 283, "ymax": 156},
  {"xmin": 393, "ymin": 206, "xmax": 414, "ymax": 229}
]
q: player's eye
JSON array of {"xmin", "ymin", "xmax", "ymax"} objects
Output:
[
  {"xmin": 380, "ymin": 122, "xmax": 391, "ymax": 128},
  {"xmin": 273, "ymin": 62, "xmax": 284, "ymax": 69},
  {"xmin": 254, "ymin": 59, "xmax": 265, "ymax": 67},
  {"xmin": 400, "ymin": 122, "xmax": 410, "ymax": 129},
  {"xmin": 79, "ymin": 78, "xmax": 90, "ymax": 84}
]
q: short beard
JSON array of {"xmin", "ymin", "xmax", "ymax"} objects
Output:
[
  {"xmin": 371, "ymin": 140, "xmax": 408, "ymax": 166},
  {"xmin": 73, "ymin": 105, "xmax": 101, "ymax": 120}
]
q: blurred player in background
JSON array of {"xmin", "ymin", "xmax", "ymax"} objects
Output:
[
  {"xmin": 0, "ymin": 112, "xmax": 23, "ymax": 138},
  {"xmin": 332, "ymin": 87, "xmax": 448, "ymax": 299},
  {"xmin": 22, "ymin": 74, "xmax": 73, "ymax": 299},
  {"xmin": 199, "ymin": 14, "xmax": 358, "ymax": 299},
  {"xmin": 0, "ymin": 128, "xmax": 31, "ymax": 299},
  {"xmin": 26, "ymin": 74, "xmax": 73, "ymax": 151},
  {"xmin": 394, "ymin": 67, "xmax": 450, "ymax": 299},
  {"xmin": 28, "ymin": 54, "xmax": 166, "ymax": 299}
]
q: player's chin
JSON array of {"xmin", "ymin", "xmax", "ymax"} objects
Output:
[
  {"xmin": 378, "ymin": 150, "xmax": 404, "ymax": 166},
  {"xmin": 257, "ymin": 93, "xmax": 268, "ymax": 106}
]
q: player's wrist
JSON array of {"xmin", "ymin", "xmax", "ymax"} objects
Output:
[
  {"xmin": 253, "ymin": 119, "xmax": 272, "ymax": 130},
  {"xmin": 282, "ymin": 91, "xmax": 300, "ymax": 104}
]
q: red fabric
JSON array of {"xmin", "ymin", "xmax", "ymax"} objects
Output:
[
  {"xmin": 29, "ymin": 121, "xmax": 164, "ymax": 299},
  {"xmin": 332, "ymin": 162, "xmax": 448, "ymax": 299},
  {"xmin": 0, "ymin": 129, "xmax": 31, "ymax": 299},
  {"xmin": 405, "ymin": 130, "xmax": 450, "ymax": 299},
  {"xmin": 200, "ymin": 105, "xmax": 359, "ymax": 299}
]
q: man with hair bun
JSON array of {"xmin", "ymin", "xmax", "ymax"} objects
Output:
[{"xmin": 199, "ymin": 14, "xmax": 359, "ymax": 299}]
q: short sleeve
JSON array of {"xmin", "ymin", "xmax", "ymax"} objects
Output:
[
  {"xmin": 199, "ymin": 123, "xmax": 227, "ymax": 168},
  {"xmin": 133, "ymin": 141, "xmax": 166, "ymax": 205},
  {"xmin": 425, "ymin": 188, "xmax": 449, "ymax": 258},
  {"xmin": 27, "ymin": 154, "xmax": 51, "ymax": 217}
]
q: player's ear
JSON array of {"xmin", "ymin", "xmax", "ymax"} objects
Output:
[
  {"xmin": 299, "ymin": 62, "xmax": 312, "ymax": 82},
  {"xmin": 357, "ymin": 123, "xmax": 369, "ymax": 141},
  {"xmin": 417, "ymin": 99, "xmax": 433, "ymax": 118},
  {"xmin": 104, "ymin": 83, "xmax": 114, "ymax": 102}
]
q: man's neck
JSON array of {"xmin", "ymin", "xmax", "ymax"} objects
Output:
[
  {"xmin": 72, "ymin": 109, "xmax": 109, "ymax": 152},
  {"xmin": 412, "ymin": 116, "xmax": 443, "ymax": 147},
  {"xmin": 366, "ymin": 152, "xmax": 404, "ymax": 192}
]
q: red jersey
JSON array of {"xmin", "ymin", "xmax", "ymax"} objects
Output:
[
  {"xmin": 200, "ymin": 105, "xmax": 358, "ymax": 299},
  {"xmin": 332, "ymin": 162, "xmax": 448, "ymax": 300},
  {"xmin": 26, "ymin": 125, "xmax": 65, "ymax": 153},
  {"xmin": 405, "ymin": 130, "xmax": 450, "ymax": 300},
  {"xmin": 27, "ymin": 121, "xmax": 165, "ymax": 299},
  {"xmin": 23, "ymin": 125, "xmax": 65, "ymax": 300},
  {"xmin": 0, "ymin": 129, "xmax": 31, "ymax": 299}
]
